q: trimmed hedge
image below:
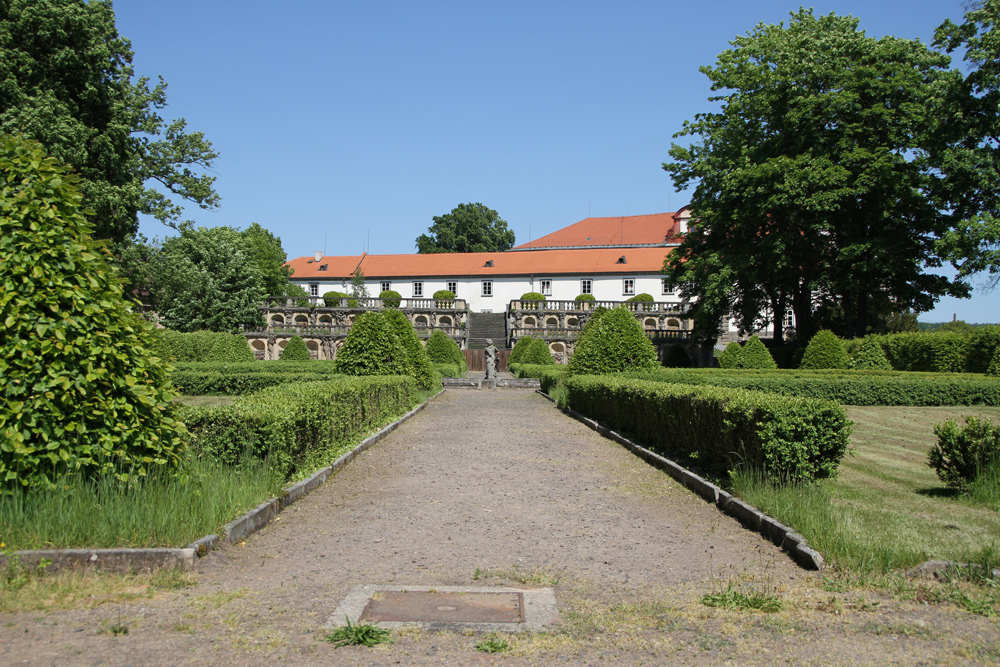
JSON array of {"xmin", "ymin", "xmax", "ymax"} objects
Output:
[
  {"xmin": 717, "ymin": 341, "xmax": 743, "ymax": 369},
  {"xmin": 170, "ymin": 361, "xmax": 342, "ymax": 395},
  {"xmin": 568, "ymin": 306, "xmax": 657, "ymax": 375},
  {"xmin": 929, "ymin": 417, "xmax": 1000, "ymax": 490},
  {"xmin": 508, "ymin": 335, "xmax": 535, "ymax": 365},
  {"xmin": 184, "ymin": 376, "xmax": 416, "ymax": 480},
  {"xmin": 564, "ymin": 375, "xmax": 851, "ymax": 483},
  {"xmin": 522, "ymin": 337, "xmax": 556, "ymax": 365},
  {"xmin": 379, "ymin": 290, "xmax": 402, "ymax": 308},
  {"xmin": 153, "ymin": 329, "xmax": 254, "ymax": 363},
  {"xmin": 575, "ymin": 294, "xmax": 596, "ymax": 302},
  {"xmin": 332, "ymin": 311, "xmax": 407, "ymax": 377},
  {"xmin": 735, "ymin": 335, "xmax": 777, "ymax": 369},
  {"xmin": 847, "ymin": 336, "xmax": 892, "ymax": 371},
  {"xmin": 384, "ymin": 309, "xmax": 440, "ymax": 390},
  {"xmin": 280, "ymin": 335, "xmax": 311, "ymax": 361},
  {"xmin": 432, "ymin": 362, "xmax": 464, "ymax": 378},
  {"xmin": 509, "ymin": 363, "xmax": 567, "ymax": 394},
  {"xmin": 623, "ymin": 368, "xmax": 1000, "ymax": 406},
  {"xmin": 663, "ymin": 343, "xmax": 694, "ymax": 368},
  {"xmin": 425, "ymin": 330, "xmax": 467, "ymax": 373},
  {"xmin": 799, "ymin": 330, "xmax": 848, "ymax": 370},
  {"xmin": 323, "ymin": 290, "xmax": 355, "ymax": 307}
]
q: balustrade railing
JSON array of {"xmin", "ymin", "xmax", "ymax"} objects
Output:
[
  {"xmin": 509, "ymin": 299, "xmax": 689, "ymax": 314},
  {"xmin": 262, "ymin": 295, "xmax": 467, "ymax": 310}
]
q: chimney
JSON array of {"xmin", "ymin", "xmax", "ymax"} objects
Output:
[{"xmin": 314, "ymin": 251, "xmax": 322, "ymax": 262}]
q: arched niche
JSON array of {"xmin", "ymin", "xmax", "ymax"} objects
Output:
[
  {"xmin": 545, "ymin": 317, "xmax": 559, "ymax": 327},
  {"xmin": 523, "ymin": 316, "xmax": 536, "ymax": 327},
  {"xmin": 644, "ymin": 318, "xmax": 658, "ymax": 329},
  {"xmin": 667, "ymin": 319, "xmax": 680, "ymax": 330}
]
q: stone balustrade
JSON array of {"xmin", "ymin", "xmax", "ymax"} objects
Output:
[
  {"xmin": 262, "ymin": 295, "xmax": 467, "ymax": 310},
  {"xmin": 508, "ymin": 299, "xmax": 689, "ymax": 314}
]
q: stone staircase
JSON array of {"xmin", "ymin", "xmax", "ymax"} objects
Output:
[{"xmin": 466, "ymin": 312, "xmax": 508, "ymax": 350}]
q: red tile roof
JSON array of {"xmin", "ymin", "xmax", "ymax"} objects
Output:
[
  {"xmin": 511, "ymin": 212, "xmax": 681, "ymax": 250},
  {"xmin": 288, "ymin": 247, "xmax": 673, "ymax": 280}
]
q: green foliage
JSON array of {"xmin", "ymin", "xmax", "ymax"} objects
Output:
[
  {"xmin": 930, "ymin": 417, "xmax": 1000, "ymax": 490},
  {"xmin": 522, "ymin": 337, "xmax": 555, "ymax": 365},
  {"xmin": 568, "ymin": 306, "xmax": 658, "ymax": 375},
  {"xmin": 575, "ymin": 294, "xmax": 596, "ymax": 302},
  {"xmin": 508, "ymin": 336, "xmax": 535, "ymax": 364},
  {"xmin": 938, "ymin": 320, "xmax": 976, "ymax": 335},
  {"xmin": 0, "ymin": 135, "xmax": 186, "ymax": 490},
  {"xmin": 349, "ymin": 269, "xmax": 369, "ymax": 301},
  {"xmin": 701, "ymin": 583, "xmax": 782, "ymax": 613},
  {"xmin": 626, "ymin": 293, "xmax": 654, "ymax": 302},
  {"xmin": 0, "ymin": 0, "xmax": 219, "ymax": 244},
  {"xmin": 799, "ymin": 330, "xmax": 848, "ymax": 370},
  {"xmin": 170, "ymin": 361, "xmax": 341, "ymax": 395},
  {"xmin": 185, "ymin": 376, "xmax": 416, "ymax": 479},
  {"xmin": 383, "ymin": 310, "xmax": 440, "ymax": 390},
  {"xmin": 280, "ymin": 336, "xmax": 311, "ymax": 361},
  {"xmin": 847, "ymin": 336, "xmax": 892, "ymax": 371},
  {"xmin": 664, "ymin": 9, "xmax": 964, "ymax": 339},
  {"xmin": 521, "ymin": 292, "xmax": 545, "ymax": 301},
  {"xmin": 508, "ymin": 364, "xmax": 568, "ymax": 394},
  {"xmin": 333, "ymin": 312, "xmax": 407, "ymax": 378},
  {"xmin": 966, "ymin": 325, "xmax": 1000, "ymax": 373},
  {"xmin": 242, "ymin": 223, "xmax": 292, "ymax": 296},
  {"xmin": 424, "ymin": 330, "xmax": 467, "ymax": 373},
  {"xmin": 151, "ymin": 225, "xmax": 266, "ymax": 333},
  {"xmin": 379, "ymin": 290, "xmax": 402, "ymax": 308},
  {"xmin": 282, "ymin": 282, "xmax": 311, "ymax": 308},
  {"xmin": 564, "ymin": 375, "xmax": 851, "ymax": 483},
  {"xmin": 416, "ymin": 202, "xmax": 515, "ymax": 253},
  {"xmin": 324, "ymin": 617, "xmax": 392, "ymax": 648},
  {"xmin": 152, "ymin": 330, "xmax": 254, "ymax": 363},
  {"xmin": 872, "ymin": 332, "xmax": 970, "ymax": 373},
  {"xmin": 734, "ymin": 336, "xmax": 777, "ymax": 370},
  {"xmin": 663, "ymin": 343, "xmax": 694, "ymax": 368},
  {"xmin": 989, "ymin": 346, "xmax": 1000, "ymax": 377},
  {"xmin": 475, "ymin": 632, "xmax": 511, "ymax": 653},
  {"xmin": 432, "ymin": 362, "xmax": 463, "ymax": 378},
  {"xmin": 624, "ymin": 368, "xmax": 1000, "ymax": 406},
  {"xmin": 432, "ymin": 289, "xmax": 456, "ymax": 307},
  {"xmin": 717, "ymin": 341, "xmax": 743, "ymax": 369},
  {"xmin": 323, "ymin": 290, "xmax": 354, "ymax": 307}
]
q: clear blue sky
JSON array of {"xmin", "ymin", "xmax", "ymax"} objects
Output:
[{"xmin": 114, "ymin": 0, "xmax": 994, "ymax": 323}]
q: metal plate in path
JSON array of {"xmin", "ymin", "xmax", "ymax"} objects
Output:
[{"xmin": 360, "ymin": 590, "xmax": 524, "ymax": 624}]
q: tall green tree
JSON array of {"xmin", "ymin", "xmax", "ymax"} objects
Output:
[
  {"xmin": 663, "ymin": 10, "xmax": 966, "ymax": 341},
  {"xmin": 934, "ymin": 0, "xmax": 1000, "ymax": 287},
  {"xmin": 242, "ymin": 222, "xmax": 293, "ymax": 296},
  {"xmin": 151, "ymin": 226, "xmax": 265, "ymax": 333},
  {"xmin": 416, "ymin": 203, "xmax": 515, "ymax": 253},
  {"xmin": 0, "ymin": 0, "xmax": 219, "ymax": 245}
]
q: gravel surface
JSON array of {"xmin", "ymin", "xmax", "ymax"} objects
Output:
[{"xmin": 1, "ymin": 389, "xmax": 998, "ymax": 665}]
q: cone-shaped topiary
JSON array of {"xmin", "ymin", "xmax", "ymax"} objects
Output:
[
  {"xmin": 848, "ymin": 336, "xmax": 892, "ymax": 370},
  {"xmin": 734, "ymin": 336, "xmax": 777, "ymax": 369},
  {"xmin": 663, "ymin": 342, "xmax": 694, "ymax": 367},
  {"xmin": 0, "ymin": 136, "xmax": 186, "ymax": 489},
  {"xmin": 280, "ymin": 335, "xmax": 311, "ymax": 361},
  {"xmin": 718, "ymin": 341, "xmax": 743, "ymax": 369},
  {"xmin": 509, "ymin": 335, "xmax": 535, "ymax": 364},
  {"xmin": 522, "ymin": 337, "xmax": 556, "ymax": 365},
  {"xmin": 332, "ymin": 312, "xmax": 407, "ymax": 377},
  {"xmin": 425, "ymin": 329, "xmax": 466, "ymax": 372},
  {"xmin": 799, "ymin": 330, "xmax": 849, "ymax": 369},
  {"xmin": 569, "ymin": 306, "xmax": 657, "ymax": 374},
  {"xmin": 383, "ymin": 310, "xmax": 440, "ymax": 389},
  {"xmin": 379, "ymin": 290, "xmax": 402, "ymax": 308}
]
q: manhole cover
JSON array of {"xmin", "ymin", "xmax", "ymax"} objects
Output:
[{"xmin": 361, "ymin": 591, "xmax": 524, "ymax": 623}]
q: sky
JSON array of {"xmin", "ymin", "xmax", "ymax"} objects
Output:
[{"xmin": 113, "ymin": 0, "xmax": 995, "ymax": 323}]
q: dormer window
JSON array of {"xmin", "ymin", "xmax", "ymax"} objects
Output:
[
  {"xmin": 319, "ymin": 264, "xmax": 328, "ymax": 271},
  {"xmin": 617, "ymin": 255, "xmax": 627, "ymax": 264},
  {"xmin": 484, "ymin": 260, "xmax": 494, "ymax": 267}
]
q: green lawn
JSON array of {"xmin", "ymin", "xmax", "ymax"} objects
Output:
[{"xmin": 734, "ymin": 406, "xmax": 1000, "ymax": 571}]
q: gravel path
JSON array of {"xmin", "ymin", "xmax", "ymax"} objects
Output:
[{"xmin": 2, "ymin": 389, "xmax": 998, "ymax": 665}]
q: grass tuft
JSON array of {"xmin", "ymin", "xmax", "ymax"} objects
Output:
[
  {"xmin": 475, "ymin": 631, "xmax": 511, "ymax": 653},
  {"xmin": 701, "ymin": 582, "xmax": 782, "ymax": 613},
  {"xmin": 323, "ymin": 616, "xmax": 392, "ymax": 648}
]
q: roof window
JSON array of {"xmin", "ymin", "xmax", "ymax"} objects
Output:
[
  {"xmin": 484, "ymin": 260, "xmax": 494, "ymax": 267},
  {"xmin": 617, "ymin": 255, "xmax": 627, "ymax": 264},
  {"xmin": 319, "ymin": 264, "xmax": 328, "ymax": 271}
]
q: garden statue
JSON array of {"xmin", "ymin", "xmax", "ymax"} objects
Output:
[{"xmin": 484, "ymin": 339, "xmax": 498, "ymax": 380}]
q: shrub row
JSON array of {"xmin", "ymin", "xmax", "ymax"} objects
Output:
[
  {"xmin": 170, "ymin": 361, "xmax": 342, "ymax": 395},
  {"xmin": 432, "ymin": 362, "xmax": 464, "ymax": 378},
  {"xmin": 182, "ymin": 376, "xmax": 417, "ymax": 480},
  {"xmin": 563, "ymin": 375, "xmax": 851, "ymax": 483},
  {"xmin": 623, "ymin": 368, "xmax": 1000, "ymax": 406},
  {"xmin": 509, "ymin": 363, "xmax": 568, "ymax": 393},
  {"xmin": 843, "ymin": 327, "xmax": 1000, "ymax": 374},
  {"xmin": 152, "ymin": 330, "xmax": 254, "ymax": 363}
]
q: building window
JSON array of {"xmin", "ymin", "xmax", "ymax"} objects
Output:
[
  {"xmin": 413, "ymin": 282, "xmax": 423, "ymax": 297},
  {"xmin": 581, "ymin": 279, "xmax": 593, "ymax": 295},
  {"xmin": 309, "ymin": 283, "xmax": 318, "ymax": 297},
  {"xmin": 447, "ymin": 281, "xmax": 457, "ymax": 294},
  {"xmin": 540, "ymin": 279, "xmax": 552, "ymax": 296},
  {"xmin": 482, "ymin": 280, "xmax": 493, "ymax": 297},
  {"xmin": 623, "ymin": 279, "xmax": 635, "ymax": 296},
  {"xmin": 662, "ymin": 279, "xmax": 674, "ymax": 295},
  {"xmin": 381, "ymin": 281, "xmax": 391, "ymax": 293}
]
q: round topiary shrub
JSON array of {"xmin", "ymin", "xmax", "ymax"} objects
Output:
[
  {"xmin": 509, "ymin": 335, "xmax": 535, "ymax": 364},
  {"xmin": 379, "ymin": 290, "xmax": 402, "ymax": 308},
  {"xmin": 332, "ymin": 312, "xmax": 407, "ymax": 377},
  {"xmin": 849, "ymin": 336, "xmax": 892, "ymax": 371},
  {"xmin": 799, "ymin": 330, "xmax": 849, "ymax": 370},
  {"xmin": 280, "ymin": 335, "xmax": 311, "ymax": 361},
  {"xmin": 521, "ymin": 292, "xmax": 545, "ymax": 310},
  {"xmin": 626, "ymin": 293, "xmax": 655, "ymax": 312},
  {"xmin": 568, "ymin": 306, "xmax": 658, "ymax": 375},
  {"xmin": 0, "ymin": 136, "xmax": 186, "ymax": 489},
  {"xmin": 383, "ymin": 310, "xmax": 440, "ymax": 390},
  {"xmin": 425, "ymin": 329, "xmax": 466, "ymax": 373},
  {"xmin": 323, "ymin": 290, "xmax": 355, "ymax": 307},
  {"xmin": 717, "ymin": 341, "xmax": 743, "ymax": 369},
  {"xmin": 734, "ymin": 335, "xmax": 777, "ymax": 369},
  {"xmin": 432, "ymin": 289, "xmax": 456, "ymax": 307},
  {"xmin": 663, "ymin": 342, "xmax": 694, "ymax": 368},
  {"xmin": 523, "ymin": 337, "xmax": 556, "ymax": 365},
  {"xmin": 575, "ymin": 294, "xmax": 596, "ymax": 302}
]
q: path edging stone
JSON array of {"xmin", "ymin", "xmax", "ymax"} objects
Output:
[
  {"xmin": 0, "ymin": 391, "xmax": 444, "ymax": 574},
  {"xmin": 540, "ymin": 390, "xmax": 824, "ymax": 571}
]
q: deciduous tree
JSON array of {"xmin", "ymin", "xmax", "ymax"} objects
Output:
[{"xmin": 416, "ymin": 203, "xmax": 515, "ymax": 254}]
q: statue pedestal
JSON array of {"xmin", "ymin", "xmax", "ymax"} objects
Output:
[{"xmin": 480, "ymin": 379, "xmax": 497, "ymax": 390}]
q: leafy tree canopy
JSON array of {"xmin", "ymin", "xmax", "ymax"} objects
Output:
[
  {"xmin": 0, "ymin": 0, "xmax": 219, "ymax": 245},
  {"xmin": 663, "ymin": 9, "xmax": 966, "ymax": 341},
  {"xmin": 242, "ymin": 222, "xmax": 292, "ymax": 296},
  {"xmin": 416, "ymin": 203, "xmax": 515, "ymax": 254}
]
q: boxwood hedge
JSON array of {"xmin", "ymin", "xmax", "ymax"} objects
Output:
[
  {"xmin": 564, "ymin": 375, "xmax": 851, "ymax": 483},
  {"xmin": 170, "ymin": 361, "xmax": 341, "ymax": 395}
]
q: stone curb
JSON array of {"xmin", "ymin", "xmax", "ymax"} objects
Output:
[
  {"xmin": 443, "ymin": 378, "xmax": 541, "ymax": 390},
  {"xmin": 0, "ymin": 391, "xmax": 444, "ymax": 574},
  {"xmin": 542, "ymin": 391, "xmax": 824, "ymax": 571}
]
